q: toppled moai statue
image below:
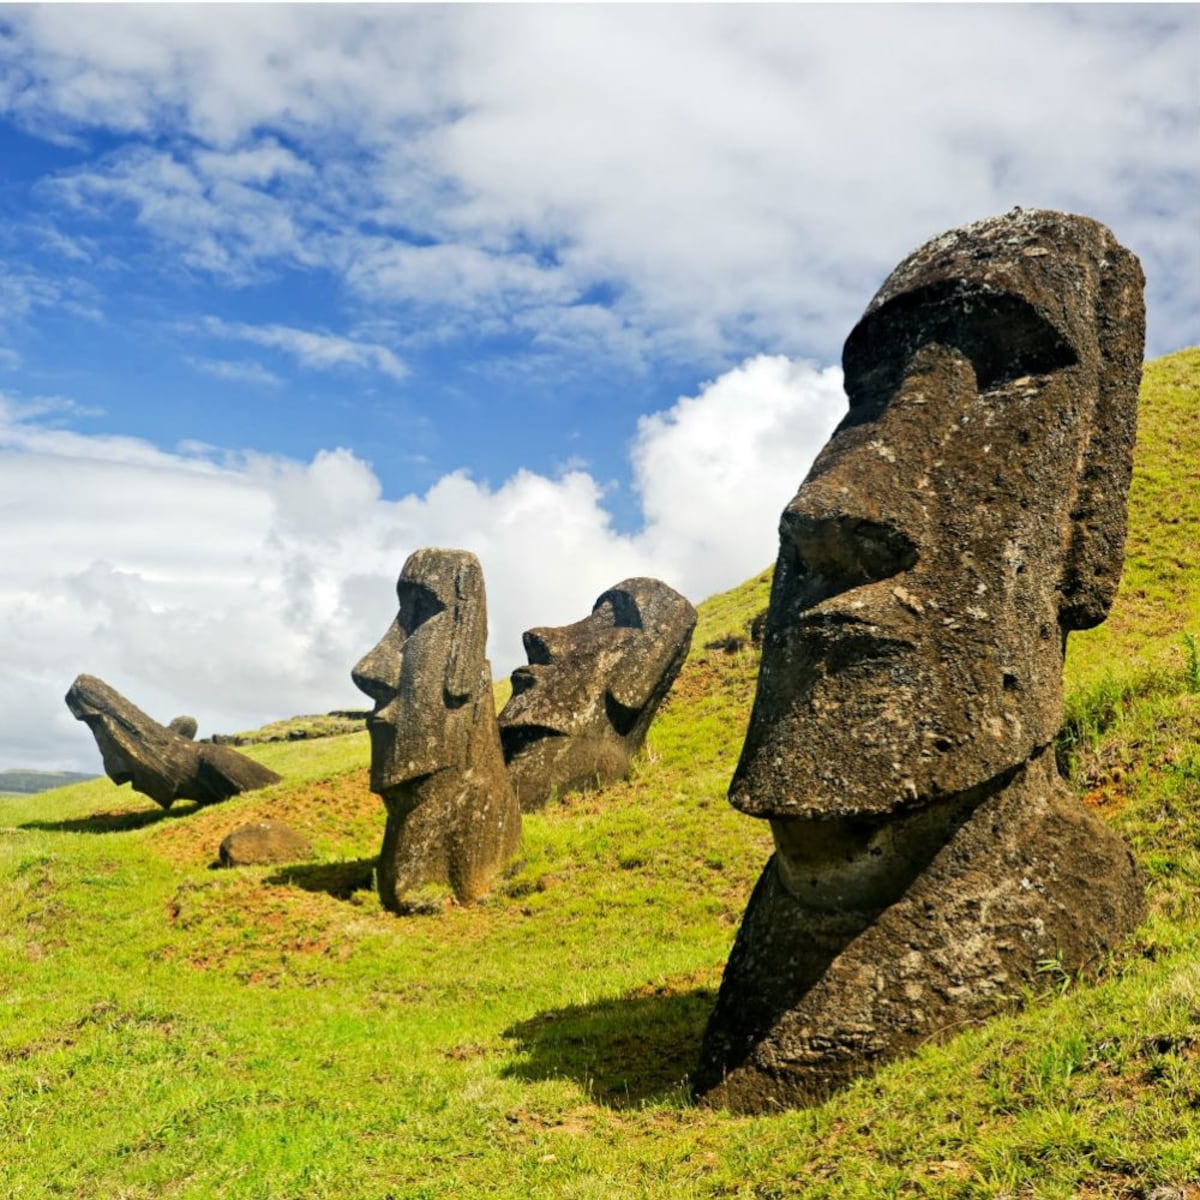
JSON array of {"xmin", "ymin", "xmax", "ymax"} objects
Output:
[
  {"xmin": 497, "ymin": 578, "xmax": 697, "ymax": 811},
  {"xmin": 694, "ymin": 210, "xmax": 1147, "ymax": 1113},
  {"xmin": 352, "ymin": 548, "xmax": 521, "ymax": 909},
  {"xmin": 65, "ymin": 675, "xmax": 281, "ymax": 808}
]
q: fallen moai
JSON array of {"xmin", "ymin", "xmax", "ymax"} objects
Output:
[
  {"xmin": 352, "ymin": 548, "xmax": 521, "ymax": 909},
  {"xmin": 693, "ymin": 209, "xmax": 1148, "ymax": 1113},
  {"xmin": 65, "ymin": 674, "xmax": 281, "ymax": 808},
  {"xmin": 498, "ymin": 578, "xmax": 697, "ymax": 811}
]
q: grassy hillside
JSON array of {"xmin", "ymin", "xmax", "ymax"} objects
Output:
[{"xmin": 1, "ymin": 349, "xmax": 1197, "ymax": 1199}]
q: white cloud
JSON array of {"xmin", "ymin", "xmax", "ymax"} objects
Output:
[
  {"xmin": 633, "ymin": 357, "xmax": 846, "ymax": 598},
  {"xmin": 3, "ymin": 6, "xmax": 1193, "ymax": 358},
  {"xmin": 201, "ymin": 317, "xmax": 408, "ymax": 381},
  {"xmin": 185, "ymin": 356, "xmax": 282, "ymax": 387},
  {"xmin": 55, "ymin": 147, "xmax": 316, "ymax": 281},
  {"xmin": 344, "ymin": 239, "xmax": 577, "ymax": 317},
  {"xmin": 0, "ymin": 355, "xmax": 844, "ymax": 770}
]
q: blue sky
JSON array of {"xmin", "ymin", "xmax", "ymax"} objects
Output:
[{"xmin": 0, "ymin": 5, "xmax": 1196, "ymax": 771}]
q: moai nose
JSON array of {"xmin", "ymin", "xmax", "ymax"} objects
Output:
[
  {"xmin": 352, "ymin": 619, "xmax": 406, "ymax": 704},
  {"xmin": 780, "ymin": 506, "xmax": 918, "ymax": 595}
]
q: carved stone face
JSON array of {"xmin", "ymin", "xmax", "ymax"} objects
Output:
[
  {"xmin": 498, "ymin": 577, "xmax": 696, "ymax": 807},
  {"xmin": 731, "ymin": 210, "xmax": 1145, "ymax": 826},
  {"xmin": 352, "ymin": 549, "xmax": 487, "ymax": 799},
  {"xmin": 69, "ymin": 695, "xmax": 157, "ymax": 792}
]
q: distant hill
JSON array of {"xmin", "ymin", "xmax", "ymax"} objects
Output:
[{"xmin": 0, "ymin": 768, "xmax": 99, "ymax": 795}]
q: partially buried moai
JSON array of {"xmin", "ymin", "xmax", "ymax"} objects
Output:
[
  {"xmin": 693, "ymin": 210, "xmax": 1148, "ymax": 1113},
  {"xmin": 352, "ymin": 548, "xmax": 521, "ymax": 910},
  {"xmin": 497, "ymin": 578, "xmax": 697, "ymax": 811}
]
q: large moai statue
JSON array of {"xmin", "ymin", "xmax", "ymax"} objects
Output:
[
  {"xmin": 352, "ymin": 548, "xmax": 521, "ymax": 909},
  {"xmin": 497, "ymin": 578, "xmax": 697, "ymax": 811},
  {"xmin": 66, "ymin": 674, "xmax": 281, "ymax": 807},
  {"xmin": 694, "ymin": 210, "xmax": 1147, "ymax": 1113}
]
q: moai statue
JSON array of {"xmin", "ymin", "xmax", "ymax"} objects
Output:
[
  {"xmin": 352, "ymin": 548, "xmax": 521, "ymax": 909},
  {"xmin": 694, "ymin": 210, "xmax": 1147, "ymax": 1113},
  {"xmin": 498, "ymin": 578, "xmax": 697, "ymax": 811},
  {"xmin": 66, "ymin": 675, "xmax": 281, "ymax": 808}
]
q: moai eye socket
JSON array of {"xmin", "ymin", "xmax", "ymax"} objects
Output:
[{"xmin": 395, "ymin": 579, "xmax": 446, "ymax": 636}]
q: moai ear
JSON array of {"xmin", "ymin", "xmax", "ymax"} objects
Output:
[
  {"xmin": 1059, "ymin": 239, "xmax": 1146, "ymax": 632},
  {"xmin": 443, "ymin": 556, "xmax": 488, "ymax": 702}
]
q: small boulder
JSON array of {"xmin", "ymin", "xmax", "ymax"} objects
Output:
[{"xmin": 219, "ymin": 821, "xmax": 314, "ymax": 868}]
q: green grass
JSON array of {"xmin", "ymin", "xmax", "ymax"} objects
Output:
[{"xmin": 2, "ymin": 349, "xmax": 1199, "ymax": 1198}]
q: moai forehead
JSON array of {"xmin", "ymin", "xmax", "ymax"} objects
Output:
[{"xmin": 842, "ymin": 208, "xmax": 1144, "ymax": 416}]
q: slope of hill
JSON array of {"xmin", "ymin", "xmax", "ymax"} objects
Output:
[{"xmin": 1, "ymin": 349, "xmax": 1197, "ymax": 1198}]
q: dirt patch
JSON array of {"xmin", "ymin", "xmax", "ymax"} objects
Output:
[{"xmin": 149, "ymin": 769, "xmax": 380, "ymax": 868}]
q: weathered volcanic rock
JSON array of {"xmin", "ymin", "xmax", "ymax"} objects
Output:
[
  {"xmin": 168, "ymin": 715, "xmax": 198, "ymax": 739},
  {"xmin": 218, "ymin": 821, "xmax": 314, "ymax": 867},
  {"xmin": 694, "ymin": 209, "xmax": 1147, "ymax": 1112},
  {"xmin": 497, "ymin": 578, "xmax": 697, "ymax": 811},
  {"xmin": 65, "ymin": 675, "xmax": 281, "ymax": 809},
  {"xmin": 352, "ymin": 548, "xmax": 521, "ymax": 909}
]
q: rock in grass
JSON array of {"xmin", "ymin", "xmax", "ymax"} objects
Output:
[
  {"xmin": 219, "ymin": 821, "xmax": 314, "ymax": 868},
  {"xmin": 65, "ymin": 674, "xmax": 281, "ymax": 809},
  {"xmin": 695, "ymin": 209, "xmax": 1147, "ymax": 1113},
  {"xmin": 168, "ymin": 715, "xmax": 198, "ymax": 739},
  {"xmin": 353, "ymin": 549, "xmax": 521, "ymax": 910},
  {"xmin": 498, "ymin": 578, "xmax": 697, "ymax": 811}
]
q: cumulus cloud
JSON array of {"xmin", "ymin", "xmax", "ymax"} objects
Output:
[
  {"xmin": 633, "ymin": 357, "xmax": 846, "ymax": 597},
  {"xmin": 0, "ymin": 355, "xmax": 845, "ymax": 770}
]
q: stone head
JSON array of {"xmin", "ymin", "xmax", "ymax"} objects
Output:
[
  {"xmin": 352, "ymin": 548, "xmax": 489, "ymax": 799},
  {"xmin": 733, "ymin": 210, "xmax": 1145, "ymax": 826},
  {"xmin": 66, "ymin": 673, "xmax": 180, "ymax": 798},
  {"xmin": 498, "ymin": 577, "xmax": 697, "ymax": 806}
]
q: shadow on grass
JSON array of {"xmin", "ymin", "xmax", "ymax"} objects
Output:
[
  {"xmin": 266, "ymin": 857, "xmax": 377, "ymax": 900},
  {"xmin": 20, "ymin": 801, "xmax": 201, "ymax": 834},
  {"xmin": 501, "ymin": 985, "xmax": 716, "ymax": 1108}
]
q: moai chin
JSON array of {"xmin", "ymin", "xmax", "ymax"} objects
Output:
[
  {"xmin": 693, "ymin": 209, "xmax": 1147, "ymax": 1113},
  {"xmin": 497, "ymin": 577, "xmax": 697, "ymax": 811},
  {"xmin": 352, "ymin": 548, "xmax": 521, "ymax": 909}
]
